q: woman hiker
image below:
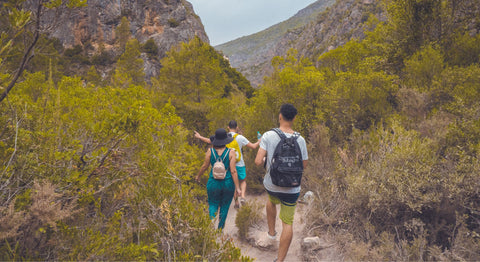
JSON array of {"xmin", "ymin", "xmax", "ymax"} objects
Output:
[
  {"xmin": 195, "ymin": 128, "xmax": 242, "ymax": 229},
  {"xmin": 194, "ymin": 120, "xmax": 260, "ymax": 208}
]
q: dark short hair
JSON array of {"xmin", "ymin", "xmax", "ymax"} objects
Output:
[
  {"xmin": 280, "ymin": 104, "xmax": 297, "ymax": 121},
  {"xmin": 228, "ymin": 120, "xmax": 237, "ymax": 129}
]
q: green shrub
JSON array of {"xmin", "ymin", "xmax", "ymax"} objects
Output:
[
  {"xmin": 91, "ymin": 51, "xmax": 114, "ymax": 66},
  {"xmin": 142, "ymin": 38, "xmax": 159, "ymax": 59},
  {"xmin": 305, "ymin": 118, "xmax": 480, "ymax": 260},
  {"xmin": 64, "ymin": 45, "xmax": 83, "ymax": 57},
  {"xmin": 168, "ymin": 18, "xmax": 180, "ymax": 28},
  {"xmin": 235, "ymin": 202, "xmax": 262, "ymax": 240},
  {"xmin": 0, "ymin": 72, "xmax": 249, "ymax": 260}
]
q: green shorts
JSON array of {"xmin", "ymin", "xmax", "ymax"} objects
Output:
[
  {"xmin": 267, "ymin": 190, "xmax": 299, "ymax": 225},
  {"xmin": 236, "ymin": 166, "xmax": 246, "ymax": 180}
]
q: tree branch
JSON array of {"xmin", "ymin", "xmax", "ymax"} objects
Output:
[
  {"xmin": 88, "ymin": 134, "xmax": 129, "ymax": 179},
  {"xmin": 0, "ymin": 1, "xmax": 42, "ymax": 103}
]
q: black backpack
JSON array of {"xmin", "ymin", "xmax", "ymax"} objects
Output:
[{"xmin": 269, "ymin": 128, "xmax": 304, "ymax": 187}]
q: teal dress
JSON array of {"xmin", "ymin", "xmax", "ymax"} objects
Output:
[{"xmin": 206, "ymin": 148, "xmax": 235, "ymax": 229}]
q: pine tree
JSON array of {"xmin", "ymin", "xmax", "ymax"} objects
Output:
[
  {"xmin": 154, "ymin": 36, "xmax": 246, "ymax": 133},
  {"xmin": 116, "ymin": 17, "xmax": 131, "ymax": 52},
  {"xmin": 113, "ymin": 39, "xmax": 145, "ymax": 87}
]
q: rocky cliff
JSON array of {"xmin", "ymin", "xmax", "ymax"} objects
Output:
[
  {"xmin": 275, "ymin": 0, "xmax": 384, "ymax": 63},
  {"xmin": 35, "ymin": 0, "xmax": 209, "ymax": 79}
]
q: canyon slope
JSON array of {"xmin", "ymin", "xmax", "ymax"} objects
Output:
[{"xmin": 216, "ymin": 0, "xmax": 384, "ymax": 87}]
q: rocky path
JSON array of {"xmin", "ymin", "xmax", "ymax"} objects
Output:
[{"xmin": 222, "ymin": 193, "xmax": 308, "ymax": 261}]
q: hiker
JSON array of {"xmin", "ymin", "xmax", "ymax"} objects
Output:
[
  {"xmin": 195, "ymin": 128, "xmax": 242, "ymax": 229},
  {"xmin": 194, "ymin": 120, "xmax": 260, "ymax": 208},
  {"xmin": 254, "ymin": 104, "xmax": 308, "ymax": 262}
]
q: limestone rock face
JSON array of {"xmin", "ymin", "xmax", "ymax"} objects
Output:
[
  {"xmin": 274, "ymin": 0, "xmax": 385, "ymax": 62},
  {"xmin": 32, "ymin": 0, "xmax": 209, "ymax": 79},
  {"xmin": 44, "ymin": 0, "xmax": 208, "ymax": 52}
]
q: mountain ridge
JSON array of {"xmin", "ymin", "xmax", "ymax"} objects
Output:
[
  {"xmin": 215, "ymin": 0, "xmax": 335, "ymax": 87},
  {"xmin": 215, "ymin": 0, "xmax": 385, "ymax": 87}
]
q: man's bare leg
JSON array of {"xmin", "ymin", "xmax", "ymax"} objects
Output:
[
  {"xmin": 240, "ymin": 179, "xmax": 247, "ymax": 199},
  {"xmin": 240, "ymin": 179, "xmax": 247, "ymax": 206},
  {"xmin": 277, "ymin": 222, "xmax": 293, "ymax": 262},
  {"xmin": 266, "ymin": 199, "xmax": 277, "ymax": 236}
]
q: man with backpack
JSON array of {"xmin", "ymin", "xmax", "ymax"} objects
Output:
[
  {"xmin": 194, "ymin": 120, "xmax": 260, "ymax": 208},
  {"xmin": 254, "ymin": 104, "xmax": 308, "ymax": 262}
]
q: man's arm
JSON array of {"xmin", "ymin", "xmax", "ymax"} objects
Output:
[
  {"xmin": 194, "ymin": 131, "xmax": 212, "ymax": 144},
  {"xmin": 246, "ymin": 140, "xmax": 260, "ymax": 149},
  {"xmin": 303, "ymin": 160, "xmax": 308, "ymax": 169},
  {"xmin": 255, "ymin": 147, "xmax": 267, "ymax": 166}
]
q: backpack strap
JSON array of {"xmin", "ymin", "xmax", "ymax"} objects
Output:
[
  {"xmin": 271, "ymin": 128, "xmax": 286, "ymax": 140},
  {"xmin": 221, "ymin": 148, "xmax": 230, "ymax": 162},
  {"xmin": 271, "ymin": 128, "xmax": 299, "ymax": 140},
  {"xmin": 210, "ymin": 148, "xmax": 218, "ymax": 161},
  {"xmin": 211, "ymin": 148, "xmax": 230, "ymax": 169},
  {"xmin": 268, "ymin": 128, "xmax": 286, "ymax": 170}
]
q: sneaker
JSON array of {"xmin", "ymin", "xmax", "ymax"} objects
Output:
[
  {"xmin": 255, "ymin": 231, "xmax": 277, "ymax": 249},
  {"xmin": 239, "ymin": 197, "xmax": 246, "ymax": 206}
]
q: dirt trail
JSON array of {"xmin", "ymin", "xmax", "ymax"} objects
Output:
[{"xmin": 222, "ymin": 193, "xmax": 307, "ymax": 261}]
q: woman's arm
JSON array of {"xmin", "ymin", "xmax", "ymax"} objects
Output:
[
  {"xmin": 246, "ymin": 139, "xmax": 260, "ymax": 149},
  {"xmin": 195, "ymin": 149, "xmax": 211, "ymax": 181}
]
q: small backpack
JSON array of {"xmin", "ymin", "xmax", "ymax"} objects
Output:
[
  {"xmin": 226, "ymin": 133, "xmax": 241, "ymax": 162},
  {"xmin": 211, "ymin": 148, "xmax": 230, "ymax": 180},
  {"xmin": 269, "ymin": 128, "xmax": 303, "ymax": 187}
]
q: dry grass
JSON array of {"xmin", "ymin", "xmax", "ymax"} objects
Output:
[
  {"xmin": 1, "ymin": 181, "xmax": 77, "ymax": 258},
  {"xmin": 301, "ymin": 122, "xmax": 480, "ymax": 261}
]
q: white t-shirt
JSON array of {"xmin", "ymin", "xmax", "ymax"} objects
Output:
[
  {"xmin": 229, "ymin": 132, "xmax": 250, "ymax": 167},
  {"xmin": 260, "ymin": 129, "xmax": 308, "ymax": 194}
]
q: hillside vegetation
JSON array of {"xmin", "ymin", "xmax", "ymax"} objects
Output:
[
  {"xmin": 1, "ymin": 0, "xmax": 480, "ymax": 260},
  {"xmin": 215, "ymin": 0, "xmax": 336, "ymax": 86}
]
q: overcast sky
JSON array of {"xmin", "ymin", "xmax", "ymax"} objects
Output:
[{"xmin": 189, "ymin": 0, "xmax": 318, "ymax": 46}]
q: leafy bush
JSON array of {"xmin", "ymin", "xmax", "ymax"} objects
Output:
[
  {"xmin": 91, "ymin": 51, "xmax": 114, "ymax": 66},
  {"xmin": 142, "ymin": 38, "xmax": 159, "ymax": 59},
  {"xmin": 235, "ymin": 202, "xmax": 262, "ymax": 240},
  {"xmin": 0, "ymin": 71, "xmax": 247, "ymax": 260},
  {"xmin": 168, "ymin": 18, "xmax": 180, "ymax": 28},
  {"xmin": 154, "ymin": 36, "xmax": 249, "ymax": 135},
  {"xmin": 64, "ymin": 45, "xmax": 83, "ymax": 57},
  {"xmin": 304, "ymin": 119, "xmax": 480, "ymax": 260}
]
